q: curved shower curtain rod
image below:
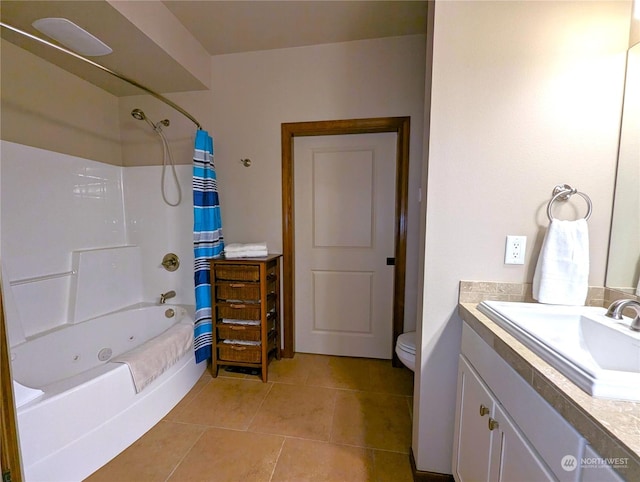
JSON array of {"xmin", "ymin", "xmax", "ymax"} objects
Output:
[{"xmin": 0, "ymin": 21, "xmax": 202, "ymax": 130}]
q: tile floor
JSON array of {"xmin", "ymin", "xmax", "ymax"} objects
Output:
[{"xmin": 85, "ymin": 354, "xmax": 415, "ymax": 482}]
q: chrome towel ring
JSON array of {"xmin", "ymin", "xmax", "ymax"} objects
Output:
[{"xmin": 546, "ymin": 184, "xmax": 592, "ymax": 222}]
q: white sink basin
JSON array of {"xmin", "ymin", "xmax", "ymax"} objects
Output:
[{"xmin": 477, "ymin": 301, "xmax": 640, "ymax": 401}]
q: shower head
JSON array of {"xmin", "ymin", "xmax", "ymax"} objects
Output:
[
  {"xmin": 131, "ymin": 108, "xmax": 170, "ymax": 130},
  {"xmin": 131, "ymin": 109, "xmax": 146, "ymax": 121}
]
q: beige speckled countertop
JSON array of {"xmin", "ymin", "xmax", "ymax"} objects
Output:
[{"xmin": 459, "ymin": 302, "xmax": 640, "ymax": 481}]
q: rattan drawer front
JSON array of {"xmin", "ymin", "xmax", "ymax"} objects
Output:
[
  {"xmin": 216, "ymin": 282, "xmax": 260, "ymax": 301},
  {"xmin": 218, "ymin": 344, "xmax": 261, "ymax": 363},
  {"xmin": 218, "ymin": 303, "xmax": 260, "ymax": 321},
  {"xmin": 217, "ymin": 323, "xmax": 261, "ymax": 342},
  {"xmin": 215, "ymin": 265, "xmax": 260, "ymax": 281}
]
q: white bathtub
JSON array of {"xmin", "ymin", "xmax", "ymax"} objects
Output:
[{"xmin": 11, "ymin": 303, "xmax": 205, "ymax": 482}]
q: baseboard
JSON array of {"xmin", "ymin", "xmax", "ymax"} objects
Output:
[{"xmin": 410, "ymin": 449, "xmax": 455, "ymax": 482}]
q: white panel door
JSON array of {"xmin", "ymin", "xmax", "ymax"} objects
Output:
[{"xmin": 294, "ymin": 133, "xmax": 396, "ymax": 358}]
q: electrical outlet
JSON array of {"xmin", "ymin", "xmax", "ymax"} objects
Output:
[{"xmin": 505, "ymin": 235, "xmax": 526, "ymax": 265}]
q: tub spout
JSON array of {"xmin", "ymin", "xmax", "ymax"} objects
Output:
[{"xmin": 160, "ymin": 290, "xmax": 176, "ymax": 304}]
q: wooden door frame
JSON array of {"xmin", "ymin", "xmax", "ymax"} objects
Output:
[
  {"xmin": 1, "ymin": 273, "xmax": 23, "ymax": 482},
  {"xmin": 281, "ymin": 117, "xmax": 410, "ymax": 365}
]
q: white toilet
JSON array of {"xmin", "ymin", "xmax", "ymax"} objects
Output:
[{"xmin": 395, "ymin": 331, "xmax": 416, "ymax": 371}]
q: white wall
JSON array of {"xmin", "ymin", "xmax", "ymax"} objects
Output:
[
  {"xmin": 118, "ymin": 90, "xmax": 213, "ymax": 168},
  {"xmin": 0, "ymin": 40, "xmax": 122, "ymax": 166},
  {"xmin": 414, "ymin": 1, "xmax": 630, "ymax": 473},
  {"xmin": 208, "ymin": 34, "xmax": 426, "ymax": 332}
]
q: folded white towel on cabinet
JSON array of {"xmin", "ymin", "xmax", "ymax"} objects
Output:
[
  {"xmin": 532, "ymin": 219, "xmax": 589, "ymax": 306},
  {"xmin": 224, "ymin": 250, "xmax": 268, "ymax": 258},
  {"xmin": 224, "ymin": 242, "xmax": 268, "ymax": 258},
  {"xmin": 225, "ymin": 242, "xmax": 267, "ymax": 253}
]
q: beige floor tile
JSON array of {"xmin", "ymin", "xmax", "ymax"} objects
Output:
[
  {"xmin": 170, "ymin": 377, "xmax": 272, "ymax": 430},
  {"xmin": 164, "ymin": 369, "xmax": 213, "ymax": 421},
  {"xmin": 89, "ymin": 355, "xmax": 416, "ymax": 481},
  {"xmin": 331, "ymin": 391, "xmax": 412, "ymax": 453},
  {"xmin": 249, "ymin": 383, "xmax": 337, "ymax": 440},
  {"xmin": 369, "ymin": 359, "xmax": 414, "ymax": 396},
  {"xmin": 167, "ymin": 427, "xmax": 284, "ymax": 482},
  {"xmin": 85, "ymin": 420, "xmax": 205, "ymax": 482},
  {"xmin": 267, "ymin": 353, "xmax": 324, "ymax": 384},
  {"xmin": 372, "ymin": 450, "xmax": 414, "ymax": 482},
  {"xmin": 271, "ymin": 438, "xmax": 375, "ymax": 482},
  {"xmin": 306, "ymin": 355, "xmax": 374, "ymax": 391}
]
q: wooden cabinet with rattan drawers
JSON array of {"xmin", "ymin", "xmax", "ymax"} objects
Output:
[{"xmin": 210, "ymin": 254, "xmax": 282, "ymax": 382}]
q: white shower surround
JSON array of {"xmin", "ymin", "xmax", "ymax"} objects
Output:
[
  {"xmin": 1, "ymin": 141, "xmax": 196, "ymax": 338},
  {"xmin": 0, "ymin": 141, "xmax": 202, "ymax": 479}
]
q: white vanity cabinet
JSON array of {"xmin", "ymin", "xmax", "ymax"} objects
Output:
[
  {"xmin": 453, "ymin": 355, "xmax": 555, "ymax": 482},
  {"xmin": 454, "ymin": 322, "xmax": 630, "ymax": 482},
  {"xmin": 453, "ymin": 355, "xmax": 494, "ymax": 481}
]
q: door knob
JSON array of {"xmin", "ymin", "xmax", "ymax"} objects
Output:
[{"xmin": 479, "ymin": 404, "xmax": 490, "ymax": 417}]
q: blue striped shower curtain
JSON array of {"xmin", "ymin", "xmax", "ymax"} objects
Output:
[{"xmin": 193, "ymin": 130, "xmax": 224, "ymax": 363}]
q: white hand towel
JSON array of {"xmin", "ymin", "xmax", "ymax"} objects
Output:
[
  {"xmin": 532, "ymin": 219, "xmax": 589, "ymax": 306},
  {"xmin": 636, "ymin": 277, "xmax": 640, "ymax": 297}
]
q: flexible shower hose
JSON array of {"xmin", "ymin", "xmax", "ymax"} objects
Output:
[{"xmin": 154, "ymin": 124, "xmax": 182, "ymax": 207}]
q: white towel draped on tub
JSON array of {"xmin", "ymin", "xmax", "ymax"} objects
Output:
[
  {"xmin": 532, "ymin": 218, "xmax": 590, "ymax": 306},
  {"xmin": 112, "ymin": 321, "xmax": 193, "ymax": 393}
]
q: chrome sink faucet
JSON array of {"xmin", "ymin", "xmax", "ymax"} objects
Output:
[
  {"xmin": 605, "ymin": 299, "xmax": 640, "ymax": 331},
  {"xmin": 160, "ymin": 290, "xmax": 176, "ymax": 304}
]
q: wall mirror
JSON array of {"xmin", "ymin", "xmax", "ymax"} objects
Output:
[{"xmin": 606, "ymin": 41, "xmax": 640, "ymax": 293}]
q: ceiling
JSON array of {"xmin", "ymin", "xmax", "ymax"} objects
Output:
[
  {"xmin": 0, "ymin": 1, "xmax": 427, "ymax": 97},
  {"xmin": 164, "ymin": 1, "xmax": 428, "ymax": 56}
]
